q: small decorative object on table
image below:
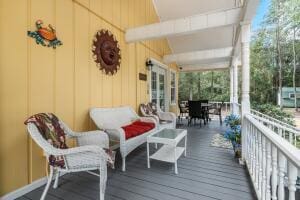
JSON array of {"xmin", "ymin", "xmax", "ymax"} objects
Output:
[
  {"xmin": 28, "ymin": 20, "xmax": 62, "ymax": 49},
  {"xmin": 223, "ymin": 114, "xmax": 241, "ymax": 158}
]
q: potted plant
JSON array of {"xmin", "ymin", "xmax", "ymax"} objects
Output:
[{"xmin": 224, "ymin": 114, "xmax": 241, "ymax": 158}]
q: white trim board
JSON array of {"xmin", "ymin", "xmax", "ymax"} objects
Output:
[
  {"xmin": 125, "ymin": 7, "xmax": 241, "ymax": 43},
  {"xmin": 163, "ymin": 47, "xmax": 233, "ymax": 64},
  {"xmin": 0, "ymin": 173, "xmax": 66, "ymax": 200}
]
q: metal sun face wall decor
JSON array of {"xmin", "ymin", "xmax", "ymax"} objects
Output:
[
  {"xmin": 92, "ymin": 30, "xmax": 121, "ymax": 75},
  {"xmin": 27, "ymin": 20, "xmax": 62, "ymax": 49}
]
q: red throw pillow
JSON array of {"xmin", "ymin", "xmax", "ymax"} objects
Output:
[{"xmin": 122, "ymin": 120, "xmax": 155, "ymax": 139}]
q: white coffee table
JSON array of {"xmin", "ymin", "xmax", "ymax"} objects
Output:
[{"xmin": 147, "ymin": 128, "xmax": 187, "ymax": 174}]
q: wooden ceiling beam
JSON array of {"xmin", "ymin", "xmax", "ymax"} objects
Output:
[{"xmin": 125, "ymin": 7, "xmax": 241, "ymax": 43}]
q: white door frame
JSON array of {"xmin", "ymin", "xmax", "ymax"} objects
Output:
[{"xmin": 148, "ymin": 58, "xmax": 170, "ymax": 112}]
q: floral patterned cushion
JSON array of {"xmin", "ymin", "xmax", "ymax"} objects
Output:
[
  {"xmin": 147, "ymin": 102, "xmax": 158, "ymax": 115},
  {"xmin": 140, "ymin": 103, "xmax": 152, "ymax": 115},
  {"xmin": 24, "ymin": 113, "xmax": 68, "ymax": 168}
]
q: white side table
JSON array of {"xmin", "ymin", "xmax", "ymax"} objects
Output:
[{"xmin": 147, "ymin": 128, "xmax": 187, "ymax": 174}]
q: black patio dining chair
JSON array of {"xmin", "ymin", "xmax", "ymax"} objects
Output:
[
  {"xmin": 188, "ymin": 100, "xmax": 206, "ymax": 127},
  {"xmin": 198, "ymin": 100, "xmax": 210, "ymax": 123}
]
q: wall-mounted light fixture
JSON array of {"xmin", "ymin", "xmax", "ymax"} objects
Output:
[{"xmin": 145, "ymin": 59, "xmax": 153, "ymax": 71}]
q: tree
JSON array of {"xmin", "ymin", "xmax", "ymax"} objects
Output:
[
  {"xmin": 179, "ymin": 70, "xmax": 230, "ymax": 102},
  {"xmin": 283, "ymin": 0, "xmax": 300, "ymax": 110}
]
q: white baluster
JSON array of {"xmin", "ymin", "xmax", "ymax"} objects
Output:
[
  {"xmin": 271, "ymin": 145, "xmax": 278, "ymax": 200},
  {"xmin": 261, "ymin": 136, "xmax": 266, "ymax": 200},
  {"xmin": 279, "ymin": 128, "xmax": 283, "ymax": 138},
  {"xmin": 246, "ymin": 121, "xmax": 250, "ymax": 164},
  {"xmin": 249, "ymin": 123, "xmax": 253, "ymax": 174},
  {"xmin": 258, "ymin": 132, "xmax": 263, "ymax": 197},
  {"xmin": 252, "ymin": 125, "xmax": 256, "ymax": 177},
  {"xmin": 265, "ymin": 139, "xmax": 271, "ymax": 200},
  {"xmin": 287, "ymin": 161, "xmax": 297, "ymax": 200},
  {"xmin": 255, "ymin": 129, "xmax": 259, "ymax": 188},
  {"xmin": 289, "ymin": 131, "xmax": 293, "ymax": 144},
  {"xmin": 278, "ymin": 152, "xmax": 286, "ymax": 200},
  {"xmin": 246, "ymin": 121, "xmax": 251, "ymax": 162}
]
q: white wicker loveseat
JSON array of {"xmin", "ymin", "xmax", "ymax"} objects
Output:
[
  {"xmin": 90, "ymin": 106, "xmax": 158, "ymax": 171},
  {"xmin": 26, "ymin": 120, "xmax": 109, "ymax": 200}
]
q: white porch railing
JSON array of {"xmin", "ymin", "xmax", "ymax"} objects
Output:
[
  {"xmin": 236, "ymin": 103, "xmax": 300, "ymax": 148},
  {"xmin": 251, "ymin": 115, "xmax": 300, "ymax": 148},
  {"xmin": 244, "ymin": 114, "xmax": 300, "ymax": 200},
  {"xmin": 251, "ymin": 109, "xmax": 299, "ymax": 132}
]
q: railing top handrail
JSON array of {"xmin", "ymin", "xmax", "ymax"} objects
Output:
[
  {"xmin": 245, "ymin": 114, "xmax": 300, "ymax": 167},
  {"xmin": 251, "ymin": 115, "xmax": 300, "ymax": 136},
  {"xmin": 232, "ymin": 102, "xmax": 299, "ymax": 131},
  {"xmin": 250, "ymin": 109, "xmax": 299, "ymax": 131}
]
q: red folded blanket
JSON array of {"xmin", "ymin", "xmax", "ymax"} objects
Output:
[{"xmin": 122, "ymin": 120, "xmax": 155, "ymax": 140}]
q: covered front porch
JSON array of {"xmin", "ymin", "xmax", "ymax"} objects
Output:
[
  {"xmin": 1, "ymin": 0, "xmax": 299, "ymax": 200},
  {"xmin": 21, "ymin": 120, "xmax": 256, "ymax": 200}
]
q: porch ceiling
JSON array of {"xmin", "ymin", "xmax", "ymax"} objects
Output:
[{"xmin": 125, "ymin": 0, "xmax": 260, "ymax": 72}]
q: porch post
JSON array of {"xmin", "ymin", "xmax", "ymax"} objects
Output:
[
  {"xmin": 241, "ymin": 22, "xmax": 251, "ymax": 160},
  {"xmin": 232, "ymin": 58, "xmax": 239, "ymax": 115},
  {"xmin": 230, "ymin": 66, "xmax": 234, "ymax": 113}
]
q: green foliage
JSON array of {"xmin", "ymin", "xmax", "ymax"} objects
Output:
[
  {"xmin": 250, "ymin": 0, "xmax": 300, "ymax": 106},
  {"xmin": 179, "ymin": 71, "xmax": 230, "ymax": 102}
]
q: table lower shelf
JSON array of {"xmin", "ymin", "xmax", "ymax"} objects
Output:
[{"xmin": 150, "ymin": 145, "xmax": 185, "ymax": 163}]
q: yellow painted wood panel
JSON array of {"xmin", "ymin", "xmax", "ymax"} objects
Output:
[
  {"xmin": 55, "ymin": 0, "xmax": 74, "ymax": 126},
  {"xmin": 0, "ymin": 0, "xmax": 177, "ymax": 196},
  {"xmin": 121, "ymin": 35, "xmax": 129, "ymax": 106},
  {"xmin": 112, "ymin": 28, "xmax": 122, "ymax": 107},
  {"xmin": 29, "ymin": 0, "xmax": 55, "ymax": 182},
  {"xmin": 0, "ymin": 0, "xmax": 28, "ymax": 195},
  {"xmin": 74, "ymin": 3, "xmax": 90, "ymax": 131},
  {"xmin": 90, "ymin": 0, "xmax": 101, "ymax": 16},
  {"xmin": 89, "ymin": 15, "xmax": 103, "ymax": 109}
]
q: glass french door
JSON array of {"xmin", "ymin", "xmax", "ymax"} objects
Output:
[{"xmin": 151, "ymin": 66, "xmax": 167, "ymax": 111}]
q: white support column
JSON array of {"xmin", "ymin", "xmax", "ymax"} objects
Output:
[
  {"xmin": 232, "ymin": 58, "xmax": 239, "ymax": 115},
  {"xmin": 241, "ymin": 22, "xmax": 251, "ymax": 160},
  {"xmin": 230, "ymin": 66, "xmax": 234, "ymax": 113}
]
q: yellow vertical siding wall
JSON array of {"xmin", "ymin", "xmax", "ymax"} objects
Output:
[{"xmin": 0, "ymin": 0, "xmax": 178, "ymax": 195}]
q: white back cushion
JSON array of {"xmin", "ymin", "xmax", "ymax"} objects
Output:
[{"xmin": 90, "ymin": 106, "xmax": 139, "ymax": 130}]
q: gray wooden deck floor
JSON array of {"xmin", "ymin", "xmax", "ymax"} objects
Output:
[{"xmin": 19, "ymin": 120, "xmax": 257, "ymax": 200}]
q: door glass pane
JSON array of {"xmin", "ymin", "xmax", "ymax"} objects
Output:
[
  {"xmin": 151, "ymin": 71, "xmax": 157, "ymax": 104},
  {"xmin": 159, "ymin": 74, "xmax": 165, "ymax": 111}
]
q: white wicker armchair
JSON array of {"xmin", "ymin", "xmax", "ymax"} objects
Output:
[
  {"xmin": 90, "ymin": 106, "xmax": 158, "ymax": 171},
  {"xmin": 26, "ymin": 121, "xmax": 109, "ymax": 200},
  {"xmin": 140, "ymin": 103, "xmax": 176, "ymax": 129}
]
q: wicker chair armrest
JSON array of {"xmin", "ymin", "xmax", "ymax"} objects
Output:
[
  {"xmin": 52, "ymin": 145, "xmax": 108, "ymax": 158},
  {"xmin": 139, "ymin": 117, "xmax": 158, "ymax": 127},
  {"xmin": 105, "ymin": 128, "xmax": 126, "ymax": 143},
  {"xmin": 75, "ymin": 131, "xmax": 109, "ymax": 148}
]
